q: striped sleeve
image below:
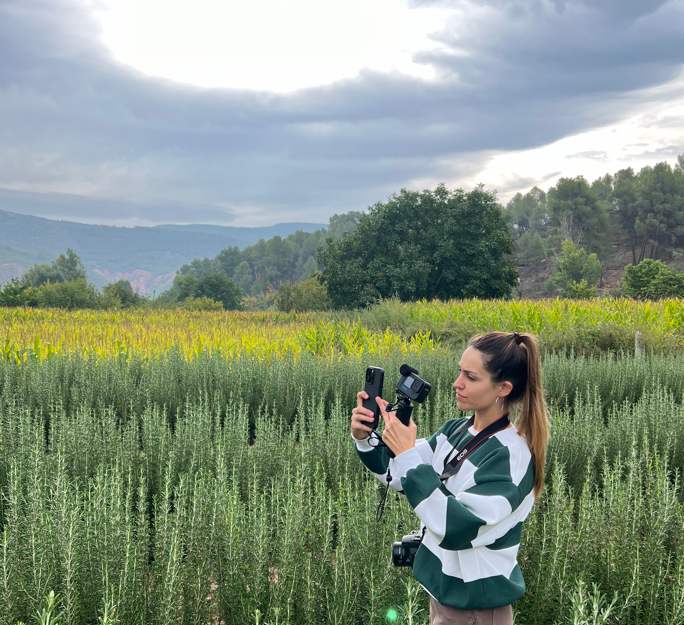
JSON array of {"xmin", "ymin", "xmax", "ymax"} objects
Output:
[
  {"xmin": 395, "ymin": 444, "xmax": 525, "ymax": 551},
  {"xmin": 354, "ymin": 420, "xmax": 456, "ymax": 492}
]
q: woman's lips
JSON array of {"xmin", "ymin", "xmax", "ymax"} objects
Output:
[{"xmin": 456, "ymin": 393, "xmax": 466, "ymax": 400}]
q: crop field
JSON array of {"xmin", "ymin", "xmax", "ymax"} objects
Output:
[
  {"xmin": 2, "ymin": 302, "xmax": 684, "ymax": 624},
  {"xmin": 3, "ymin": 297, "xmax": 684, "ymax": 362}
]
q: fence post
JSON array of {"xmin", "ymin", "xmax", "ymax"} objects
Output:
[{"xmin": 635, "ymin": 331, "xmax": 642, "ymax": 358}]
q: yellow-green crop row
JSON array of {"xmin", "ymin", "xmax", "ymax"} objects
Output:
[
  {"xmin": 3, "ymin": 298, "xmax": 684, "ymax": 363},
  {"xmin": 0, "ymin": 308, "xmax": 437, "ymax": 363},
  {"xmin": 401, "ymin": 297, "xmax": 684, "ymax": 336}
]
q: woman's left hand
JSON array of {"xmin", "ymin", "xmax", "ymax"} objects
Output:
[{"xmin": 376, "ymin": 397, "xmax": 417, "ymax": 457}]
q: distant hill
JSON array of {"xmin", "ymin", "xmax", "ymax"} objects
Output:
[
  {"xmin": 156, "ymin": 223, "xmax": 326, "ymax": 245},
  {"xmin": 0, "ymin": 209, "xmax": 324, "ymax": 293}
]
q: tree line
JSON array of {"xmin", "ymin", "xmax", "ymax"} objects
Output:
[
  {"xmin": 2, "ymin": 153, "xmax": 684, "ymax": 310},
  {"xmin": 507, "ymin": 153, "xmax": 684, "ymax": 298},
  {"xmin": 509, "ymin": 155, "xmax": 684, "ymax": 265}
]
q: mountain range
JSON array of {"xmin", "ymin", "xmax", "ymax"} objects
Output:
[{"xmin": 0, "ymin": 201, "xmax": 324, "ymax": 293}]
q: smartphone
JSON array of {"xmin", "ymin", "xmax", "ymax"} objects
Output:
[{"xmin": 362, "ymin": 366, "xmax": 385, "ymax": 430}]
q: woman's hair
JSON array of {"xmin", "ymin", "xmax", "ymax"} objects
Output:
[{"xmin": 468, "ymin": 331, "xmax": 549, "ymax": 497}]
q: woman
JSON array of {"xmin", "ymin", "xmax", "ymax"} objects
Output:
[{"xmin": 351, "ymin": 332, "xmax": 549, "ymax": 625}]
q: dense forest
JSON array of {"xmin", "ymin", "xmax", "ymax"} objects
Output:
[
  {"xmin": 163, "ymin": 211, "xmax": 362, "ymax": 306},
  {"xmin": 508, "ymin": 154, "xmax": 684, "ymax": 297}
]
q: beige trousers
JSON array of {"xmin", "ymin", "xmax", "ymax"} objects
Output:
[{"xmin": 429, "ymin": 597, "xmax": 513, "ymax": 625}]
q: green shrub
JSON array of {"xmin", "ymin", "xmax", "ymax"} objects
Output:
[
  {"xmin": 181, "ymin": 296, "xmax": 224, "ymax": 311},
  {"xmin": 37, "ymin": 278, "xmax": 109, "ymax": 310},
  {"xmin": 622, "ymin": 259, "xmax": 684, "ymax": 300},
  {"xmin": 0, "ymin": 278, "xmax": 40, "ymax": 307},
  {"xmin": 242, "ymin": 287, "xmax": 278, "ymax": 311},
  {"xmin": 102, "ymin": 279, "xmax": 144, "ymax": 308},
  {"xmin": 546, "ymin": 239, "xmax": 601, "ymax": 297},
  {"xmin": 275, "ymin": 276, "xmax": 329, "ymax": 312},
  {"xmin": 564, "ymin": 279, "xmax": 598, "ymax": 299}
]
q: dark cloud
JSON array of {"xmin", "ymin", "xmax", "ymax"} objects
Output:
[
  {"xmin": 0, "ymin": 0, "xmax": 683, "ymax": 224},
  {"xmin": 0, "ymin": 186, "xmax": 236, "ymax": 226}
]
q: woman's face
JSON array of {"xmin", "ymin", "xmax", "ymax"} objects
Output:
[{"xmin": 453, "ymin": 346, "xmax": 505, "ymax": 412}]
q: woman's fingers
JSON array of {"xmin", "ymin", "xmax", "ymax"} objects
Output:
[
  {"xmin": 377, "ymin": 397, "xmax": 392, "ymax": 423},
  {"xmin": 352, "ymin": 392, "xmax": 376, "ymax": 424}
]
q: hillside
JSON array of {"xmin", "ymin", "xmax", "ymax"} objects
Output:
[
  {"xmin": 0, "ymin": 209, "xmax": 322, "ymax": 293},
  {"xmin": 156, "ymin": 223, "xmax": 326, "ymax": 245}
]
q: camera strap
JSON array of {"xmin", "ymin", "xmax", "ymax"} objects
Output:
[{"xmin": 438, "ymin": 414, "xmax": 510, "ymax": 482}]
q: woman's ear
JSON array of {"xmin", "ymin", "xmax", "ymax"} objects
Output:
[{"xmin": 499, "ymin": 381, "xmax": 514, "ymax": 399}]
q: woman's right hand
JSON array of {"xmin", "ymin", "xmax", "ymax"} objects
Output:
[{"xmin": 351, "ymin": 391, "xmax": 377, "ymax": 440}]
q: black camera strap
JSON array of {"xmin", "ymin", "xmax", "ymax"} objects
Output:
[{"xmin": 438, "ymin": 414, "xmax": 510, "ymax": 482}]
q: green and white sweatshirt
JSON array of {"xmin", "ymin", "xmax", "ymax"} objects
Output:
[{"xmin": 355, "ymin": 417, "xmax": 535, "ymax": 610}]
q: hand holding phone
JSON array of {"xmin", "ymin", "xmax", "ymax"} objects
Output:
[{"xmin": 362, "ymin": 366, "xmax": 384, "ymax": 430}]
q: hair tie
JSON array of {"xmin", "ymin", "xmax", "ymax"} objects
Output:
[{"xmin": 513, "ymin": 331, "xmax": 523, "ymax": 345}]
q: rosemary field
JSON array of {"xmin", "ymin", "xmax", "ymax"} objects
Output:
[{"xmin": 2, "ymin": 303, "xmax": 684, "ymax": 624}]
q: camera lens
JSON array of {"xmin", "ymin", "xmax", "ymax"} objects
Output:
[
  {"xmin": 366, "ymin": 369, "xmax": 374, "ymax": 382},
  {"xmin": 392, "ymin": 541, "xmax": 406, "ymax": 567},
  {"xmin": 411, "ymin": 378, "xmax": 422, "ymax": 391}
]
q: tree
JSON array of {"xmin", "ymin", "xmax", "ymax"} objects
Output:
[
  {"xmin": 215, "ymin": 246, "xmax": 242, "ymax": 277},
  {"xmin": 612, "ymin": 168, "xmax": 641, "ymax": 265},
  {"xmin": 318, "ymin": 184, "xmax": 518, "ymax": 309},
  {"xmin": 676, "ymin": 153, "xmax": 684, "ymax": 171},
  {"xmin": 102, "ymin": 280, "xmax": 143, "ymax": 308},
  {"xmin": 547, "ymin": 177, "xmax": 610, "ymax": 257},
  {"xmin": 275, "ymin": 276, "xmax": 329, "ymax": 312},
  {"xmin": 173, "ymin": 274, "xmax": 200, "ymax": 301},
  {"xmin": 517, "ymin": 231, "xmax": 546, "ymax": 268},
  {"xmin": 23, "ymin": 249, "xmax": 87, "ymax": 287},
  {"xmin": 591, "ymin": 173, "xmax": 614, "ymax": 203},
  {"xmin": 622, "ymin": 259, "xmax": 684, "ymax": 300},
  {"xmin": 327, "ymin": 211, "xmax": 364, "ymax": 240},
  {"xmin": 505, "ymin": 187, "xmax": 548, "ymax": 237},
  {"xmin": 633, "ymin": 162, "xmax": 684, "ymax": 262},
  {"xmin": 169, "ymin": 271, "xmax": 243, "ymax": 309},
  {"xmin": 0, "ymin": 278, "xmax": 40, "ymax": 307},
  {"xmin": 177, "ymin": 257, "xmax": 214, "ymax": 279},
  {"xmin": 37, "ymin": 278, "xmax": 103, "ymax": 310},
  {"xmin": 232, "ymin": 261, "xmax": 253, "ymax": 294},
  {"xmin": 546, "ymin": 239, "xmax": 601, "ymax": 298},
  {"xmin": 298, "ymin": 256, "xmax": 318, "ymax": 281},
  {"xmin": 196, "ymin": 273, "xmax": 243, "ymax": 310}
]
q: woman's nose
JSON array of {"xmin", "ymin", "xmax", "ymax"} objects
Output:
[{"xmin": 453, "ymin": 378, "xmax": 464, "ymax": 390}]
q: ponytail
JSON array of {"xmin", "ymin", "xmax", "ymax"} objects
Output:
[{"xmin": 469, "ymin": 332, "xmax": 550, "ymax": 498}]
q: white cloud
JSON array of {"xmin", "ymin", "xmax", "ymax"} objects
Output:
[
  {"xmin": 417, "ymin": 70, "xmax": 684, "ymax": 203},
  {"xmin": 95, "ymin": 0, "xmax": 450, "ymax": 91}
]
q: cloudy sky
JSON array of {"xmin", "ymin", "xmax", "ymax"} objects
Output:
[{"xmin": 1, "ymin": 0, "xmax": 683, "ymax": 227}]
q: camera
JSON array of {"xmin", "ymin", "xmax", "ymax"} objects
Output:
[
  {"xmin": 390, "ymin": 364, "xmax": 431, "ymax": 427},
  {"xmin": 396, "ymin": 364, "xmax": 431, "ymax": 404},
  {"xmin": 392, "ymin": 528, "xmax": 424, "ymax": 567}
]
